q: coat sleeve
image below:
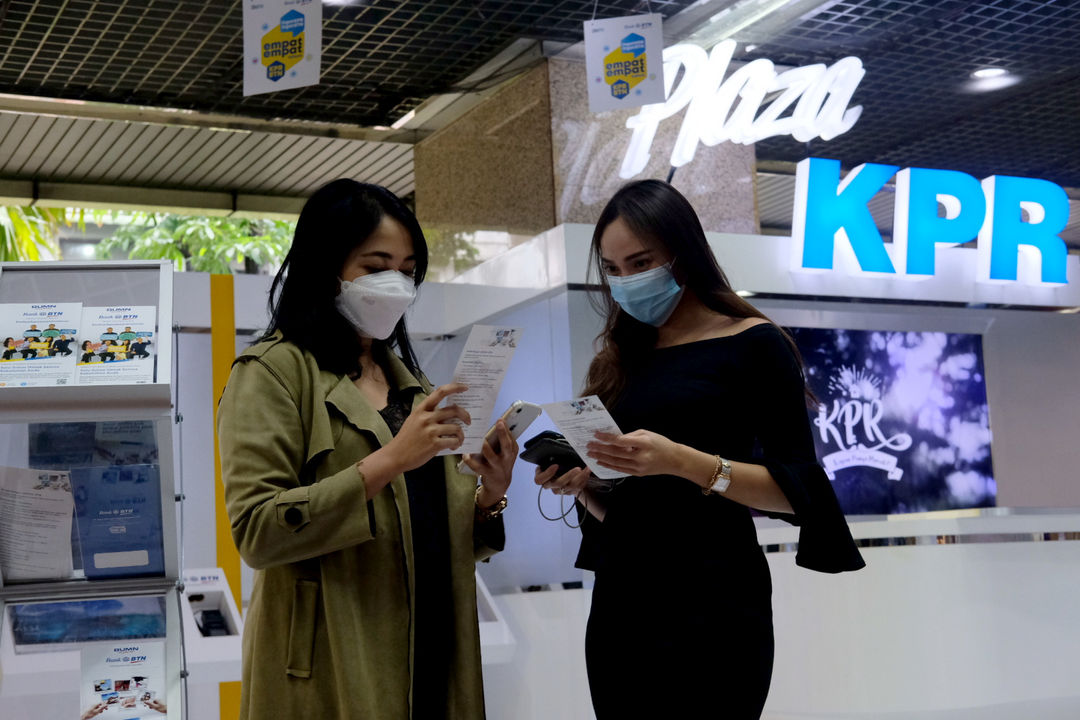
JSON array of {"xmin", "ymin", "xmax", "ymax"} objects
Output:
[
  {"xmin": 218, "ymin": 356, "xmax": 376, "ymax": 570},
  {"xmin": 473, "ymin": 516, "xmax": 506, "ymax": 562},
  {"xmin": 752, "ymin": 330, "xmax": 866, "ymax": 574}
]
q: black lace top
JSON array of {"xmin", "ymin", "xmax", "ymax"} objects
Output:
[{"xmin": 379, "ymin": 387, "xmax": 454, "ymax": 717}]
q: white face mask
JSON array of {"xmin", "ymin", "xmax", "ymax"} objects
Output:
[{"xmin": 335, "ymin": 270, "xmax": 417, "ymax": 340}]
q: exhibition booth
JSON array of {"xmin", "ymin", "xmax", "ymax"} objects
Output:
[
  {"xmin": 0, "ymin": 28, "xmax": 1078, "ymax": 720},
  {"xmin": 5, "ymin": 193, "xmax": 1076, "ymax": 719}
]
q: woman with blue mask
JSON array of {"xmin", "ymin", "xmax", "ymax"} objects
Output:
[
  {"xmin": 217, "ymin": 179, "xmax": 516, "ymax": 719},
  {"xmin": 535, "ymin": 179, "xmax": 864, "ymax": 719}
]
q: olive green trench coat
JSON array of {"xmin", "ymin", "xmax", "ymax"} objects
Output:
[{"xmin": 217, "ymin": 334, "xmax": 503, "ymax": 720}]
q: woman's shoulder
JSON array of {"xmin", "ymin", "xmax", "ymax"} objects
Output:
[
  {"xmin": 688, "ymin": 318, "xmax": 797, "ymax": 370},
  {"xmin": 234, "ymin": 332, "xmax": 320, "ymax": 386}
]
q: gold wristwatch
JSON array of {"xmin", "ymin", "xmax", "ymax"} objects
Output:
[
  {"xmin": 475, "ymin": 484, "xmax": 508, "ymax": 521},
  {"xmin": 702, "ymin": 455, "xmax": 732, "ymax": 495}
]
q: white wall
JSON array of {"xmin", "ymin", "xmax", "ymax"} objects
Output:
[
  {"xmin": 480, "ymin": 534, "xmax": 1080, "ymax": 720},
  {"xmin": 417, "ymin": 291, "xmax": 588, "ymax": 593}
]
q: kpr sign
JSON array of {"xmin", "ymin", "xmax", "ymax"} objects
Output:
[
  {"xmin": 792, "ymin": 157, "xmax": 1071, "ymax": 286},
  {"xmin": 621, "ymin": 40, "xmax": 865, "ymax": 178}
]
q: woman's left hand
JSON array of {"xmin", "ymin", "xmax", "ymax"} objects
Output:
[
  {"xmin": 461, "ymin": 420, "xmax": 518, "ymax": 504},
  {"xmin": 587, "ymin": 429, "xmax": 684, "ymax": 477}
]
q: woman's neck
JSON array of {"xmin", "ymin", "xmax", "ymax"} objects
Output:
[
  {"xmin": 357, "ymin": 335, "xmax": 378, "ymax": 368},
  {"xmin": 656, "ymin": 291, "xmax": 732, "ymax": 346}
]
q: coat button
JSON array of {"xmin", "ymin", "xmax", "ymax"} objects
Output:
[{"xmin": 283, "ymin": 507, "xmax": 303, "ymax": 526}]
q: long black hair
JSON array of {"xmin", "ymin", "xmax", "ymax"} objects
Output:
[
  {"xmin": 259, "ymin": 179, "xmax": 428, "ymax": 376},
  {"xmin": 583, "ymin": 179, "xmax": 810, "ymax": 405}
]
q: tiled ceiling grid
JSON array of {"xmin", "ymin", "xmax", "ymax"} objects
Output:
[
  {"xmin": 748, "ymin": 0, "xmax": 1080, "ymax": 188},
  {"xmin": 0, "ymin": 0, "xmax": 695, "ymax": 127}
]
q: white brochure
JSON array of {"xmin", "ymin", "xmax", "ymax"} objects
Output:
[
  {"xmin": 77, "ymin": 306, "xmax": 157, "ymax": 385},
  {"xmin": 438, "ymin": 325, "xmax": 522, "ymax": 456},
  {"xmin": 80, "ymin": 641, "xmax": 167, "ymax": 719},
  {"xmin": 0, "ymin": 466, "xmax": 75, "ymax": 582},
  {"xmin": 541, "ymin": 396, "xmax": 628, "ymax": 480},
  {"xmin": 0, "ymin": 302, "xmax": 81, "ymax": 388}
]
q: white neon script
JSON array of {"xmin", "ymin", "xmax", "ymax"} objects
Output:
[{"xmin": 620, "ymin": 40, "xmax": 865, "ymax": 179}]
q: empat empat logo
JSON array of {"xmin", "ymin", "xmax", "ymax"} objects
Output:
[
  {"xmin": 604, "ymin": 33, "xmax": 648, "ymax": 100},
  {"xmin": 814, "ymin": 366, "xmax": 912, "ymax": 480},
  {"xmin": 261, "ymin": 9, "xmax": 306, "ymax": 82}
]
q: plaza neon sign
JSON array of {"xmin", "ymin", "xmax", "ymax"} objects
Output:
[
  {"xmin": 620, "ymin": 39, "xmax": 865, "ymax": 178},
  {"xmin": 792, "ymin": 157, "xmax": 1071, "ymax": 286}
]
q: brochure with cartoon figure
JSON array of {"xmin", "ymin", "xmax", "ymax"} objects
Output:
[
  {"xmin": 0, "ymin": 302, "xmax": 81, "ymax": 388},
  {"xmin": 76, "ymin": 307, "xmax": 157, "ymax": 385},
  {"xmin": 80, "ymin": 640, "xmax": 166, "ymax": 718}
]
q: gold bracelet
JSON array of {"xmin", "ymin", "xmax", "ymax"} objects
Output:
[
  {"xmin": 702, "ymin": 455, "xmax": 732, "ymax": 495},
  {"xmin": 701, "ymin": 455, "xmax": 721, "ymax": 495},
  {"xmin": 475, "ymin": 483, "xmax": 508, "ymax": 521}
]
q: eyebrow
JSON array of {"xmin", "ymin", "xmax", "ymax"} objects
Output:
[
  {"xmin": 358, "ymin": 251, "xmax": 416, "ymax": 261},
  {"xmin": 600, "ymin": 249, "xmax": 653, "ymax": 265}
]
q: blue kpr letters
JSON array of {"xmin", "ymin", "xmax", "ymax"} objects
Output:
[{"xmin": 792, "ymin": 157, "xmax": 1070, "ymax": 285}]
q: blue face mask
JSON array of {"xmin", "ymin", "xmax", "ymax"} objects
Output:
[{"xmin": 606, "ymin": 264, "xmax": 684, "ymax": 326}]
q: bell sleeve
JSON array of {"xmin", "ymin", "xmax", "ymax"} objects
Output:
[{"xmin": 752, "ymin": 329, "xmax": 865, "ymax": 574}]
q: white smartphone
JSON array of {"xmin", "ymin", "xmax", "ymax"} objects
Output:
[{"xmin": 457, "ymin": 400, "xmax": 543, "ymax": 475}]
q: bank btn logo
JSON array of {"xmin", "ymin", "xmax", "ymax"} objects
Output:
[
  {"xmin": 604, "ymin": 33, "xmax": 648, "ymax": 100},
  {"xmin": 262, "ymin": 9, "xmax": 306, "ymax": 82}
]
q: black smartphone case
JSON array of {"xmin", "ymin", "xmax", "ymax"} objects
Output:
[{"xmin": 519, "ymin": 430, "xmax": 586, "ymax": 474}]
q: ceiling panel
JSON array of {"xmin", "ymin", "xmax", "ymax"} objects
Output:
[
  {"xmin": 0, "ymin": 111, "xmax": 415, "ymax": 202},
  {"xmin": 745, "ymin": 0, "xmax": 1080, "ymax": 188},
  {"xmin": 0, "ymin": 0, "xmax": 696, "ymax": 127}
]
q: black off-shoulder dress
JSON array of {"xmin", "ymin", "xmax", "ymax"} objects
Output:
[{"xmin": 578, "ymin": 323, "xmax": 864, "ymax": 719}]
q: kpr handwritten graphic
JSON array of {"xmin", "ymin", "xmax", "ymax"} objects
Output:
[
  {"xmin": 792, "ymin": 328, "xmax": 995, "ymax": 515},
  {"xmin": 814, "ymin": 365, "xmax": 912, "ymax": 480}
]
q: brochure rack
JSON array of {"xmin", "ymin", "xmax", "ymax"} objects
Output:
[{"xmin": 0, "ymin": 260, "xmax": 182, "ymax": 720}]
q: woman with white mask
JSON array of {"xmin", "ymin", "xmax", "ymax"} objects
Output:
[
  {"xmin": 218, "ymin": 179, "xmax": 516, "ymax": 719},
  {"xmin": 535, "ymin": 180, "xmax": 864, "ymax": 719}
]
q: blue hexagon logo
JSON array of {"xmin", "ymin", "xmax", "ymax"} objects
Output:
[
  {"xmin": 610, "ymin": 79, "xmax": 630, "ymax": 99},
  {"xmin": 267, "ymin": 60, "xmax": 286, "ymax": 81},
  {"xmin": 620, "ymin": 33, "xmax": 646, "ymax": 57},
  {"xmin": 280, "ymin": 10, "xmax": 305, "ymax": 36}
]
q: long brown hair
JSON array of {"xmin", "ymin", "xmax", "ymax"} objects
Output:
[{"xmin": 582, "ymin": 179, "xmax": 812, "ymax": 407}]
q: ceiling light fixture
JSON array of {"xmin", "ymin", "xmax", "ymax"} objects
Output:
[
  {"xmin": 390, "ymin": 109, "xmax": 416, "ymax": 129},
  {"xmin": 962, "ymin": 67, "xmax": 1021, "ymax": 94}
]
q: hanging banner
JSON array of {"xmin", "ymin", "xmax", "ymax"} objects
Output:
[
  {"xmin": 584, "ymin": 13, "xmax": 665, "ymax": 113},
  {"xmin": 243, "ymin": 0, "xmax": 321, "ymax": 97}
]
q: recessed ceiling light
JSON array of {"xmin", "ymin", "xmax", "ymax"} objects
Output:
[{"xmin": 971, "ymin": 67, "xmax": 1007, "ymax": 79}]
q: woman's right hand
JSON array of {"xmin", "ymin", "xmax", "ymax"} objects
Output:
[
  {"xmin": 81, "ymin": 703, "xmax": 107, "ymax": 720},
  {"xmin": 385, "ymin": 383, "xmax": 471, "ymax": 473},
  {"xmin": 534, "ymin": 464, "xmax": 592, "ymax": 497}
]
